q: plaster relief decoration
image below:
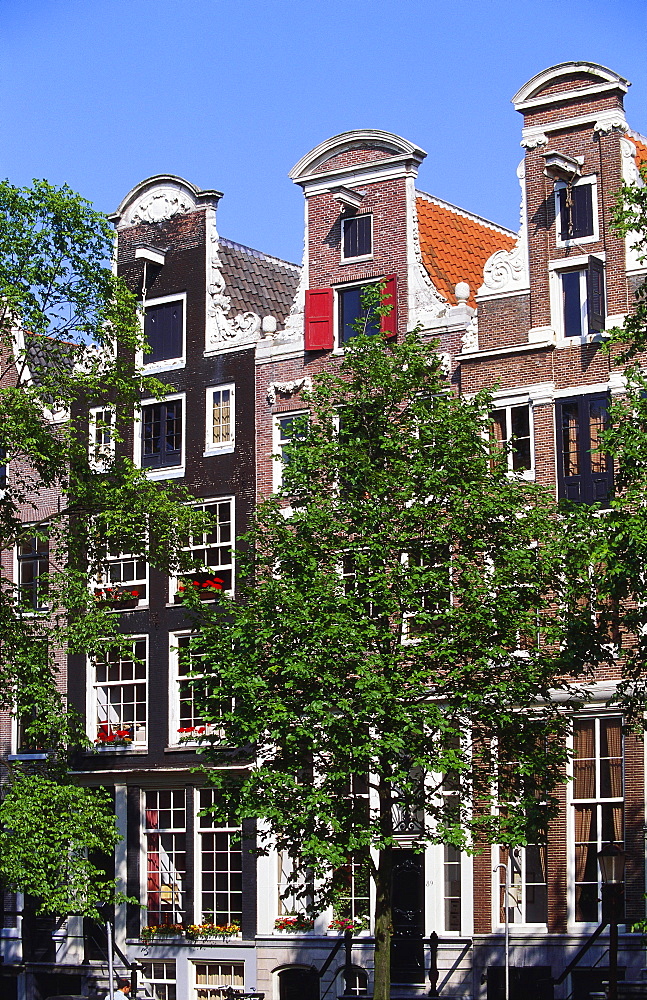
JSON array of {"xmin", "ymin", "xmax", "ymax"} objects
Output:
[
  {"xmin": 274, "ymin": 243, "xmax": 308, "ymax": 348},
  {"xmin": 129, "ymin": 189, "xmax": 194, "ymax": 226},
  {"xmin": 267, "ymin": 377, "xmax": 313, "ymax": 406},
  {"xmin": 407, "ymin": 186, "xmax": 448, "ymax": 330},
  {"xmin": 478, "ymin": 161, "xmax": 530, "ymax": 299},
  {"xmin": 205, "ymin": 222, "xmax": 262, "ymax": 351},
  {"xmin": 593, "ymin": 112, "xmax": 628, "ymax": 136},
  {"xmin": 461, "ymin": 316, "xmax": 479, "ymax": 353},
  {"xmin": 520, "ymin": 131, "xmax": 548, "ymax": 150}
]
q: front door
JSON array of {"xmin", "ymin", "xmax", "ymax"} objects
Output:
[
  {"xmin": 391, "ymin": 849, "xmax": 425, "ymax": 985},
  {"xmin": 279, "ymin": 967, "xmax": 320, "ymax": 1000}
]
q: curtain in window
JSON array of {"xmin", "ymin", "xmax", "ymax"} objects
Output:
[
  {"xmin": 146, "ymin": 806, "xmax": 161, "ymax": 921},
  {"xmin": 573, "ymin": 720, "xmax": 596, "ymax": 798},
  {"xmin": 574, "ymin": 806, "xmax": 593, "ymax": 883},
  {"xmin": 603, "ymin": 718, "xmax": 623, "ymax": 798}
]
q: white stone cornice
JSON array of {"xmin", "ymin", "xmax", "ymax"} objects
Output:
[
  {"xmin": 290, "ymin": 129, "xmax": 426, "ymax": 184},
  {"xmin": 520, "ymin": 131, "xmax": 548, "ymax": 150},
  {"xmin": 111, "ymin": 174, "xmax": 222, "ymax": 229}
]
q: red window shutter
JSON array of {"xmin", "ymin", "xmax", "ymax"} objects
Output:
[
  {"xmin": 380, "ymin": 275, "xmax": 398, "ymax": 338},
  {"xmin": 304, "ymin": 288, "xmax": 334, "ymax": 350}
]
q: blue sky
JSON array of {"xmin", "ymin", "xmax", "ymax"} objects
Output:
[{"xmin": 2, "ymin": 0, "xmax": 644, "ymax": 263}]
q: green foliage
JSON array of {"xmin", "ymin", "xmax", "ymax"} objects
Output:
[
  {"xmin": 0, "ymin": 776, "xmax": 130, "ymax": 917},
  {"xmin": 190, "ymin": 323, "xmax": 591, "ymax": 995},
  {"xmin": 0, "ymin": 179, "xmax": 207, "ymax": 914}
]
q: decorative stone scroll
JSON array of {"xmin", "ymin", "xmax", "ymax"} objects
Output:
[
  {"xmin": 478, "ymin": 160, "xmax": 529, "ymax": 298},
  {"xmin": 128, "ymin": 189, "xmax": 194, "ymax": 226},
  {"xmin": 205, "ymin": 222, "xmax": 263, "ymax": 350}
]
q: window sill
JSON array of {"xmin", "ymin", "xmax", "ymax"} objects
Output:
[
  {"xmin": 203, "ymin": 444, "xmax": 235, "ymax": 458},
  {"xmin": 340, "ymin": 254, "xmax": 374, "ymax": 265},
  {"xmin": 86, "ymin": 746, "xmax": 148, "ymax": 755},
  {"xmin": 144, "ymin": 466, "xmax": 185, "ymax": 481},
  {"xmin": 142, "ymin": 358, "xmax": 186, "ymax": 375}
]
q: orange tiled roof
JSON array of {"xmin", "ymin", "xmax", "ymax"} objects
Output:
[
  {"xmin": 629, "ymin": 130, "xmax": 647, "ymax": 170},
  {"xmin": 416, "ymin": 192, "xmax": 516, "ymax": 307}
]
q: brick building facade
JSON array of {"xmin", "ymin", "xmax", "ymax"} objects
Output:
[{"xmin": 1, "ymin": 59, "xmax": 646, "ymax": 1000}]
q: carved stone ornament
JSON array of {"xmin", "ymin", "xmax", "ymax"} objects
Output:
[
  {"xmin": 520, "ymin": 131, "xmax": 548, "ymax": 150},
  {"xmin": 128, "ymin": 189, "xmax": 194, "ymax": 226},
  {"xmin": 478, "ymin": 160, "xmax": 530, "ymax": 298},
  {"xmin": 461, "ymin": 317, "xmax": 479, "ymax": 353},
  {"xmin": 205, "ymin": 223, "xmax": 262, "ymax": 350},
  {"xmin": 267, "ymin": 377, "xmax": 313, "ymax": 405},
  {"xmin": 620, "ymin": 137, "xmax": 643, "ymax": 186},
  {"xmin": 409, "ymin": 192, "xmax": 448, "ymax": 329},
  {"xmin": 594, "ymin": 115, "xmax": 629, "ymax": 135}
]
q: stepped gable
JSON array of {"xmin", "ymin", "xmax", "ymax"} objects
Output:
[
  {"xmin": 218, "ymin": 237, "xmax": 300, "ymax": 325},
  {"xmin": 416, "ymin": 192, "xmax": 516, "ymax": 308}
]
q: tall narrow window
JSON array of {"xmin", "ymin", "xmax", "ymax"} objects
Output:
[
  {"xmin": 338, "ymin": 285, "xmax": 380, "ymax": 344},
  {"xmin": 274, "ymin": 411, "xmax": 309, "ymax": 491},
  {"xmin": 169, "ymin": 634, "xmax": 230, "ymax": 745},
  {"xmin": 198, "ymin": 789, "xmax": 243, "ymax": 926},
  {"xmin": 141, "ymin": 399, "xmax": 183, "ymax": 470},
  {"xmin": 145, "ymin": 790, "xmax": 186, "ymax": 926},
  {"xmin": 144, "ymin": 299, "xmax": 183, "ymax": 365},
  {"xmin": 558, "ymin": 183, "xmax": 594, "ymax": 241},
  {"xmin": 140, "ymin": 961, "xmax": 177, "ymax": 1000},
  {"xmin": 558, "ymin": 257, "xmax": 605, "ymax": 338},
  {"xmin": 92, "ymin": 638, "xmax": 147, "ymax": 746},
  {"xmin": 89, "ymin": 406, "xmax": 115, "ymax": 469},
  {"xmin": 490, "ymin": 404, "xmax": 533, "ymax": 473},
  {"xmin": 572, "ymin": 716, "xmax": 624, "ymax": 923},
  {"xmin": 206, "ymin": 385, "xmax": 235, "ymax": 453},
  {"xmin": 17, "ymin": 530, "xmax": 49, "ymax": 611},
  {"xmin": 556, "ymin": 395, "xmax": 612, "ymax": 505}
]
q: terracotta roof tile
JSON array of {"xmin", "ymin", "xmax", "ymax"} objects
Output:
[
  {"xmin": 629, "ymin": 130, "xmax": 647, "ymax": 170},
  {"xmin": 416, "ymin": 193, "xmax": 516, "ymax": 307}
]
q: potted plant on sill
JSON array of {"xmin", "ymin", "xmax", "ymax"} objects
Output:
[
  {"xmin": 274, "ymin": 913, "xmax": 315, "ymax": 933},
  {"xmin": 93, "ymin": 586, "xmax": 141, "ymax": 610},
  {"xmin": 185, "ymin": 921, "xmax": 241, "ymax": 942},
  {"xmin": 94, "ymin": 726, "xmax": 134, "ymax": 750},
  {"xmin": 328, "ymin": 915, "xmax": 369, "ymax": 934},
  {"xmin": 141, "ymin": 923, "xmax": 186, "ymax": 943},
  {"xmin": 175, "ymin": 576, "xmax": 224, "ymax": 604}
]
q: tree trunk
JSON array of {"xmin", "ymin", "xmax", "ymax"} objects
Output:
[{"xmin": 373, "ymin": 843, "xmax": 393, "ymax": 1000}]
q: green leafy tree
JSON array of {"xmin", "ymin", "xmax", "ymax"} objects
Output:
[
  {"xmin": 192, "ymin": 318, "xmax": 589, "ymax": 997},
  {"xmin": 0, "ymin": 179, "xmax": 205, "ymax": 916}
]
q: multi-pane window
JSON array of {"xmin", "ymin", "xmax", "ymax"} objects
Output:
[
  {"xmin": 490, "ymin": 404, "xmax": 533, "ymax": 473},
  {"xmin": 333, "ymin": 773, "xmax": 370, "ymax": 923},
  {"xmin": 89, "ymin": 406, "xmax": 115, "ymax": 468},
  {"xmin": 338, "ymin": 284, "xmax": 380, "ymax": 344},
  {"xmin": 17, "ymin": 530, "xmax": 49, "ymax": 610},
  {"xmin": 557, "ymin": 182, "xmax": 595, "ymax": 241},
  {"xmin": 95, "ymin": 550, "xmax": 147, "ymax": 606},
  {"xmin": 338, "ymin": 969, "xmax": 369, "ymax": 996},
  {"xmin": 169, "ymin": 634, "xmax": 230, "ymax": 745},
  {"xmin": 144, "ymin": 299, "xmax": 183, "ymax": 365},
  {"xmin": 193, "ymin": 962, "xmax": 244, "ymax": 1000},
  {"xmin": 556, "ymin": 395, "xmax": 612, "ymax": 505},
  {"xmin": 498, "ymin": 844, "xmax": 547, "ymax": 925},
  {"xmin": 273, "ymin": 411, "xmax": 309, "ymax": 491},
  {"xmin": 206, "ymin": 385, "xmax": 235, "ymax": 453},
  {"xmin": 403, "ymin": 546, "xmax": 451, "ymax": 640},
  {"xmin": 140, "ymin": 961, "xmax": 177, "ymax": 1000},
  {"xmin": 558, "ymin": 257, "xmax": 605, "ymax": 338},
  {"xmin": 342, "ymin": 214, "xmax": 372, "ymax": 260},
  {"xmin": 444, "ymin": 845, "xmax": 462, "ymax": 931},
  {"xmin": 198, "ymin": 789, "xmax": 243, "ymax": 925},
  {"xmin": 92, "ymin": 638, "xmax": 147, "ymax": 745},
  {"xmin": 145, "ymin": 790, "xmax": 186, "ymax": 926},
  {"xmin": 141, "ymin": 399, "xmax": 183, "ymax": 470},
  {"xmin": 174, "ymin": 498, "xmax": 234, "ymax": 600},
  {"xmin": 572, "ymin": 716, "xmax": 624, "ymax": 923}
]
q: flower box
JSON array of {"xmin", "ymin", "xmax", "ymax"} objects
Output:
[
  {"xmin": 274, "ymin": 914, "xmax": 315, "ymax": 933},
  {"xmin": 328, "ymin": 916, "xmax": 369, "ymax": 933},
  {"xmin": 141, "ymin": 922, "xmax": 241, "ymax": 944}
]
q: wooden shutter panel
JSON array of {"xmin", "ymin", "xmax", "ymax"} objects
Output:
[
  {"xmin": 380, "ymin": 274, "xmax": 398, "ymax": 338},
  {"xmin": 587, "ymin": 256, "xmax": 605, "ymax": 333},
  {"xmin": 304, "ymin": 288, "xmax": 334, "ymax": 350}
]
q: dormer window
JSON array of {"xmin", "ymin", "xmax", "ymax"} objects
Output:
[
  {"xmin": 555, "ymin": 177, "xmax": 597, "ymax": 246},
  {"xmin": 342, "ymin": 214, "xmax": 372, "ymax": 261}
]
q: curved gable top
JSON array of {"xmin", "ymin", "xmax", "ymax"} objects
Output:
[
  {"xmin": 512, "ymin": 61, "xmax": 630, "ymax": 111},
  {"xmin": 110, "ymin": 174, "xmax": 223, "ymax": 228},
  {"xmin": 289, "ymin": 129, "xmax": 426, "ymax": 183}
]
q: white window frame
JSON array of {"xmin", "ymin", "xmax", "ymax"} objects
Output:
[
  {"xmin": 143, "ymin": 788, "xmax": 187, "ymax": 927},
  {"xmin": 489, "ymin": 398, "xmax": 535, "ymax": 480},
  {"xmin": 138, "ymin": 292, "xmax": 187, "ymax": 374},
  {"xmin": 555, "ymin": 175, "xmax": 599, "ymax": 249},
  {"xmin": 272, "ymin": 410, "xmax": 309, "ymax": 492},
  {"xmin": 169, "ymin": 496, "xmax": 235, "ymax": 603},
  {"xmin": 341, "ymin": 213, "xmax": 373, "ymax": 264},
  {"xmin": 196, "ymin": 789, "xmax": 243, "ymax": 927},
  {"xmin": 549, "ymin": 253, "xmax": 606, "ymax": 347},
  {"xmin": 88, "ymin": 405, "xmax": 115, "ymax": 470},
  {"xmin": 14, "ymin": 526, "xmax": 49, "ymax": 614},
  {"xmin": 139, "ymin": 960, "xmax": 177, "ymax": 1000},
  {"xmin": 204, "ymin": 384, "xmax": 235, "ymax": 457},
  {"xmin": 135, "ymin": 392, "xmax": 186, "ymax": 481},
  {"xmin": 492, "ymin": 844, "xmax": 548, "ymax": 929},
  {"xmin": 88, "ymin": 635, "xmax": 148, "ymax": 749},
  {"xmin": 93, "ymin": 547, "xmax": 149, "ymax": 609},
  {"xmin": 168, "ymin": 631, "xmax": 227, "ymax": 747},
  {"xmin": 192, "ymin": 961, "xmax": 245, "ymax": 999}
]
